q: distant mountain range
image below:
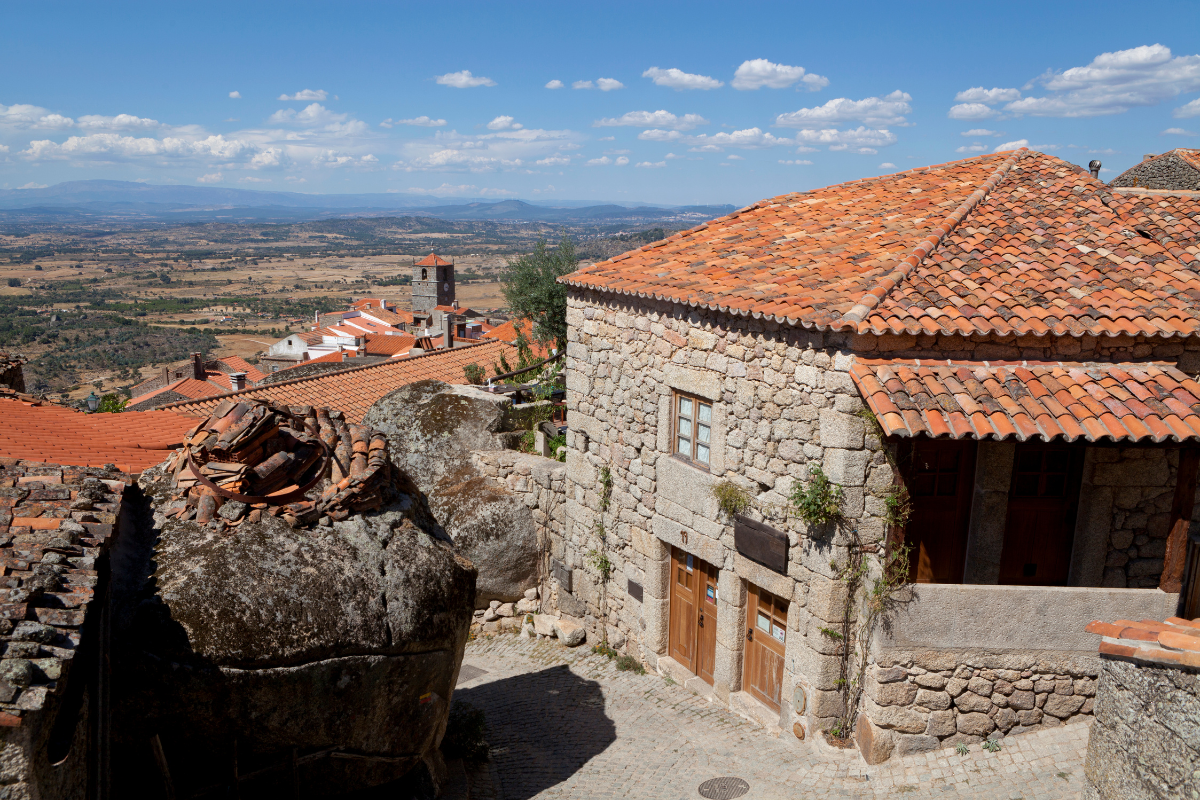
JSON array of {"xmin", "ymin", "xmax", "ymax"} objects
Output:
[{"xmin": 0, "ymin": 180, "xmax": 734, "ymax": 225}]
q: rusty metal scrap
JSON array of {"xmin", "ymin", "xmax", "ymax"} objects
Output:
[{"xmin": 167, "ymin": 399, "xmax": 392, "ymax": 529}]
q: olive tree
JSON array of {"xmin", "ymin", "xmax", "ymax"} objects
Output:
[{"xmin": 500, "ymin": 235, "xmax": 577, "ymax": 352}]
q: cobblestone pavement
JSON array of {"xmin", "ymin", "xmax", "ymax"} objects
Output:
[{"xmin": 455, "ymin": 636, "xmax": 1089, "ymax": 800}]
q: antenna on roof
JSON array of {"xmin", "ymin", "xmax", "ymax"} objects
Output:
[{"xmin": 1088, "ymin": 160, "xmax": 1101, "ymax": 179}]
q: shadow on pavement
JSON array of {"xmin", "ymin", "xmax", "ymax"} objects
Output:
[{"xmin": 454, "ymin": 663, "xmax": 616, "ymax": 800}]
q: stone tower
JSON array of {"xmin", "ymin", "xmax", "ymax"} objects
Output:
[{"xmin": 411, "ymin": 253, "xmax": 455, "ymax": 316}]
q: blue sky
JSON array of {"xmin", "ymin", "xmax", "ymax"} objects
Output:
[{"xmin": 2, "ymin": 0, "xmax": 1199, "ymax": 206}]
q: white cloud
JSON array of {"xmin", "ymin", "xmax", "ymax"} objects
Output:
[
  {"xmin": 948, "ymin": 103, "xmax": 999, "ymax": 120},
  {"xmin": 794, "ymin": 126, "xmax": 897, "ymax": 148},
  {"xmin": 382, "ymin": 116, "xmax": 446, "ymax": 128},
  {"xmin": 229, "ymin": 91, "xmax": 241, "ymax": 99},
  {"xmin": 961, "ymin": 128, "xmax": 1002, "ymax": 137},
  {"xmin": 402, "ymin": 183, "xmax": 516, "ymax": 197},
  {"xmin": 956, "ymin": 144, "xmax": 987, "ymax": 153},
  {"xmin": 586, "ymin": 156, "xmax": 612, "ymax": 166},
  {"xmin": 17, "ymin": 182, "xmax": 47, "ymax": 189},
  {"xmin": 545, "ymin": 80, "xmax": 564, "ymax": 89},
  {"xmin": 1162, "ymin": 127, "xmax": 1197, "ymax": 135},
  {"xmin": 1003, "ymin": 44, "xmax": 1200, "ymax": 118},
  {"xmin": 639, "ymin": 126, "xmax": 795, "ymax": 151},
  {"xmin": 1176, "ymin": 98, "xmax": 1200, "ymax": 118},
  {"xmin": 636, "ymin": 160, "xmax": 666, "ymax": 168},
  {"xmin": 0, "ymin": 104, "xmax": 74, "ymax": 129},
  {"xmin": 311, "ymin": 149, "xmax": 378, "ymax": 168},
  {"xmin": 732, "ymin": 59, "xmax": 828, "ymax": 91},
  {"xmin": 0, "ymin": 144, "xmax": 8, "ymax": 153},
  {"xmin": 23, "ymin": 133, "xmax": 254, "ymax": 161},
  {"xmin": 642, "ymin": 67, "xmax": 723, "ymax": 90},
  {"xmin": 775, "ymin": 91, "xmax": 912, "ymax": 127},
  {"xmin": 436, "ymin": 70, "xmax": 496, "ymax": 88},
  {"xmin": 395, "ymin": 127, "xmax": 582, "ymax": 173},
  {"xmin": 572, "ymin": 80, "xmax": 593, "ymax": 90},
  {"xmin": 487, "ymin": 116, "xmax": 523, "ymax": 131},
  {"xmin": 726, "ymin": 154, "xmax": 744, "ymax": 160},
  {"xmin": 278, "ymin": 89, "xmax": 328, "ymax": 101},
  {"xmin": 778, "ymin": 159, "xmax": 812, "ymax": 165},
  {"xmin": 76, "ymin": 114, "xmax": 160, "ymax": 130},
  {"xmin": 597, "ymin": 136, "xmax": 614, "ymax": 141},
  {"xmin": 995, "ymin": 139, "xmax": 1029, "ymax": 152},
  {"xmin": 238, "ymin": 176, "xmax": 271, "ymax": 183},
  {"xmin": 615, "ymin": 155, "xmax": 628, "ymax": 165},
  {"xmin": 597, "ymin": 78, "xmax": 624, "ymax": 91},
  {"xmin": 604, "ymin": 149, "xmax": 630, "ymax": 154},
  {"xmin": 535, "ymin": 155, "xmax": 571, "ymax": 166},
  {"xmin": 594, "ymin": 110, "xmax": 709, "ymax": 130},
  {"xmin": 954, "ymin": 87, "xmax": 1021, "ymax": 103},
  {"xmin": 197, "ymin": 172, "xmax": 223, "ymax": 183},
  {"xmin": 250, "ymin": 147, "xmax": 286, "ymax": 168},
  {"xmin": 269, "ymin": 103, "xmax": 367, "ymax": 135},
  {"xmin": 664, "ymin": 152, "xmax": 681, "ymax": 159},
  {"xmin": 879, "ymin": 162, "xmax": 896, "ymax": 168}
]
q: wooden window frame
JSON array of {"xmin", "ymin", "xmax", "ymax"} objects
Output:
[{"xmin": 672, "ymin": 390, "xmax": 713, "ymax": 470}]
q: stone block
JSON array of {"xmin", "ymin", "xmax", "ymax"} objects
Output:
[
  {"xmin": 893, "ymin": 733, "xmax": 940, "ymax": 757},
  {"xmin": 819, "ymin": 408, "xmax": 864, "ymax": 449},
  {"xmin": 554, "ymin": 617, "xmax": 586, "ymax": 646},
  {"xmin": 953, "ymin": 691, "xmax": 992, "ymax": 713},
  {"xmin": 856, "ymin": 714, "xmax": 894, "ymax": 765},
  {"xmin": 915, "ymin": 689, "xmax": 951, "ymax": 711},
  {"xmin": 967, "ymin": 677, "xmax": 994, "ymax": 696},
  {"xmin": 993, "ymin": 707, "xmax": 1018, "ymax": 733},
  {"xmin": 864, "ymin": 698, "xmax": 926, "ymax": 733},
  {"xmin": 532, "ymin": 614, "xmax": 557, "ymax": 637},
  {"xmin": 872, "ymin": 665, "xmax": 907, "ymax": 683},
  {"xmin": 822, "ymin": 448, "xmax": 869, "ymax": 487},
  {"xmin": 915, "ymin": 673, "xmax": 948, "ymax": 690},
  {"xmin": 926, "ymin": 710, "xmax": 956, "ymax": 738},
  {"xmin": 956, "ymin": 712, "xmax": 996, "ymax": 737},
  {"xmin": 1042, "ymin": 693, "xmax": 1085, "ymax": 719},
  {"xmin": 945, "ymin": 677, "xmax": 968, "ymax": 697},
  {"xmin": 867, "ymin": 680, "xmax": 917, "ymax": 707}
]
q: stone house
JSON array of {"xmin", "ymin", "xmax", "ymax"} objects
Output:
[
  {"xmin": 1110, "ymin": 147, "xmax": 1200, "ymax": 191},
  {"xmin": 552, "ymin": 148, "xmax": 1200, "ymax": 761}
]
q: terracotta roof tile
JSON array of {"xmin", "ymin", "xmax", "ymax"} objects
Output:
[
  {"xmin": 214, "ymin": 356, "xmax": 268, "ymax": 383},
  {"xmin": 562, "ymin": 149, "xmax": 1200, "ymax": 339},
  {"xmin": 157, "ymin": 340, "xmax": 510, "ymax": 423},
  {"xmin": 415, "ymin": 253, "xmax": 453, "ymax": 267},
  {"xmin": 1086, "ymin": 616, "xmax": 1200, "ymax": 669},
  {"xmin": 852, "ymin": 359, "xmax": 1200, "ymax": 443},
  {"xmin": 128, "ymin": 377, "xmax": 226, "ymax": 407},
  {"xmin": 0, "ymin": 399, "xmax": 195, "ymax": 473},
  {"xmin": 364, "ymin": 333, "xmax": 416, "ymax": 356}
]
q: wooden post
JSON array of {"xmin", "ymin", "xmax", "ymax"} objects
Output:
[{"xmin": 1160, "ymin": 446, "xmax": 1199, "ymax": 594}]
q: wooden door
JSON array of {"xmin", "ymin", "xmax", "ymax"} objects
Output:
[
  {"xmin": 668, "ymin": 548, "xmax": 698, "ymax": 672},
  {"xmin": 900, "ymin": 439, "xmax": 977, "ymax": 583},
  {"xmin": 999, "ymin": 444, "xmax": 1083, "ymax": 586},
  {"xmin": 669, "ymin": 548, "xmax": 719, "ymax": 684},
  {"xmin": 744, "ymin": 584, "xmax": 788, "ymax": 712},
  {"xmin": 695, "ymin": 562, "xmax": 718, "ymax": 686}
]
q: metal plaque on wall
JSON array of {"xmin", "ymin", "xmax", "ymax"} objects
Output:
[
  {"xmin": 627, "ymin": 580, "xmax": 643, "ymax": 602},
  {"xmin": 550, "ymin": 557, "xmax": 572, "ymax": 592},
  {"xmin": 733, "ymin": 514, "xmax": 789, "ymax": 574}
]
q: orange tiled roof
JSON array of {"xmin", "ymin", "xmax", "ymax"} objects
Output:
[
  {"xmin": 562, "ymin": 149, "xmax": 1200, "ymax": 339},
  {"xmin": 0, "ymin": 397, "xmax": 196, "ymax": 473},
  {"xmin": 359, "ymin": 307, "xmax": 412, "ymax": 327},
  {"xmin": 851, "ymin": 358, "xmax": 1200, "ymax": 443},
  {"xmin": 292, "ymin": 351, "xmax": 351, "ymax": 367},
  {"xmin": 350, "ymin": 297, "xmax": 389, "ymax": 310},
  {"xmin": 128, "ymin": 377, "xmax": 226, "ymax": 407},
  {"xmin": 158, "ymin": 339, "xmax": 511, "ymax": 423},
  {"xmin": 364, "ymin": 333, "xmax": 416, "ymax": 356},
  {"xmin": 482, "ymin": 319, "xmax": 527, "ymax": 343},
  {"xmin": 215, "ymin": 355, "xmax": 267, "ymax": 383},
  {"xmin": 415, "ymin": 253, "xmax": 453, "ymax": 267},
  {"xmin": 1086, "ymin": 617, "xmax": 1200, "ymax": 669}
]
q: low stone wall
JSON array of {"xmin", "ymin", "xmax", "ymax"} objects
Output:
[
  {"xmin": 1084, "ymin": 650, "xmax": 1199, "ymax": 798},
  {"xmin": 1111, "ymin": 152, "xmax": 1200, "ymax": 191},
  {"xmin": 469, "ymin": 449, "xmax": 567, "ymax": 614}
]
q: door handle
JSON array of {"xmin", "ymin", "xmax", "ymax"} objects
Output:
[
  {"xmin": 746, "ymin": 628, "xmax": 753, "ymax": 642},
  {"xmin": 698, "ymin": 614, "xmax": 704, "ymax": 627}
]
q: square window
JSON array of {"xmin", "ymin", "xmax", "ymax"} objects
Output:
[{"xmin": 673, "ymin": 391, "xmax": 714, "ymax": 469}]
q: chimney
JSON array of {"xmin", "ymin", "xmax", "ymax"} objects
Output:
[
  {"xmin": 356, "ymin": 336, "xmax": 366, "ymax": 354},
  {"xmin": 1144, "ymin": 154, "xmax": 1155, "ymax": 162},
  {"xmin": 192, "ymin": 352, "xmax": 204, "ymax": 380},
  {"xmin": 1088, "ymin": 159, "xmax": 1102, "ymax": 179},
  {"xmin": 161, "ymin": 366, "xmax": 170, "ymax": 384},
  {"xmin": 442, "ymin": 314, "xmax": 454, "ymax": 349},
  {"xmin": 230, "ymin": 372, "xmax": 247, "ymax": 391}
]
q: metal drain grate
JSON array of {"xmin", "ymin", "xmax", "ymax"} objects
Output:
[{"xmin": 697, "ymin": 777, "xmax": 750, "ymax": 799}]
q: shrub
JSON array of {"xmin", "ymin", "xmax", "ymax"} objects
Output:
[
  {"xmin": 6, "ymin": 278, "xmax": 20, "ymax": 288},
  {"xmin": 463, "ymin": 363, "xmax": 485, "ymax": 385},
  {"xmin": 712, "ymin": 480, "xmax": 752, "ymax": 519},
  {"xmin": 615, "ymin": 654, "xmax": 645, "ymax": 674},
  {"xmin": 791, "ymin": 465, "xmax": 844, "ymax": 526}
]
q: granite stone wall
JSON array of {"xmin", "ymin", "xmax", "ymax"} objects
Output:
[
  {"xmin": 1084, "ymin": 655, "xmax": 1200, "ymax": 799},
  {"xmin": 562, "ymin": 288, "xmax": 896, "ymax": 735}
]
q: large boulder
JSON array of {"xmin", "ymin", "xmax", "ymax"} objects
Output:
[
  {"xmin": 117, "ymin": 465, "xmax": 476, "ymax": 799},
  {"xmin": 364, "ymin": 380, "xmax": 540, "ymax": 606}
]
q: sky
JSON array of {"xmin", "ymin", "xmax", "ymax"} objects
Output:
[{"xmin": 2, "ymin": 0, "xmax": 1200, "ymax": 207}]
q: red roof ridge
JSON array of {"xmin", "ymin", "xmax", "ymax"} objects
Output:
[
  {"xmin": 156, "ymin": 339, "xmax": 505, "ymax": 411},
  {"xmin": 839, "ymin": 148, "xmax": 1029, "ymax": 327}
]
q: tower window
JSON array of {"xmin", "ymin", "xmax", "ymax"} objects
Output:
[{"xmin": 421, "ymin": 268, "xmax": 428, "ymax": 280}]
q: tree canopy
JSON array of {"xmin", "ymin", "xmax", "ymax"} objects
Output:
[{"xmin": 500, "ymin": 235, "xmax": 577, "ymax": 351}]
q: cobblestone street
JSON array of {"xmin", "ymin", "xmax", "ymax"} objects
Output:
[{"xmin": 456, "ymin": 636, "xmax": 1090, "ymax": 800}]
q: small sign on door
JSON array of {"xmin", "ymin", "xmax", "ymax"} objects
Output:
[
  {"xmin": 686, "ymin": 554, "xmax": 694, "ymax": 572},
  {"xmin": 706, "ymin": 585, "xmax": 716, "ymax": 602}
]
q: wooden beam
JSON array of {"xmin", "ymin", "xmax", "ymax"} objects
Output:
[{"xmin": 1161, "ymin": 446, "xmax": 1199, "ymax": 593}]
